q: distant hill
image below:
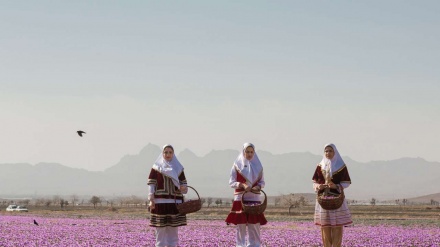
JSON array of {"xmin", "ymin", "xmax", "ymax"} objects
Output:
[
  {"xmin": 0, "ymin": 143, "xmax": 439, "ymax": 201},
  {"xmin": 406, "ymin": 193, "xmax": 440, "ymax": 204}
]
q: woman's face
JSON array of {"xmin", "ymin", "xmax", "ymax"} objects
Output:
[
  {"xmin": 324, "ymin": 146, "xmax": 335, "ymax": 159},
  {"xmin": 162, "ymin": 147, "xmax": 174, "ymax": 162},
  {"xmin": 244, "ymin": 146, "xmax": 255, "ymax": 160}
]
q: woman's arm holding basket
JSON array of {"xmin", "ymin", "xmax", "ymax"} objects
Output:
[
  {"xmin": 229, "ymin": 167, "xmax": 242, "ymax": 189},
  {"xmin": 178, "ymin": 171, "xmax": 188, "ymax": 194},
  {"xmin": 229, "ymin": 167, "xmax": 251, "ymax": 191},
  {"xmin": 252, "ymin": 173, "xmax": 265, "ymax": 191}
]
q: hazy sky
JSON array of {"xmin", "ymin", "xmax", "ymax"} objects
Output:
[{"xmin": 1, "ymin": 1, "xmax": 439, "ymax": 171}]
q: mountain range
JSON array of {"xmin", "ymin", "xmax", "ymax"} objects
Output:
[{"xmin": 1, "ymin": 143, "xmax": 439, "ymax": 201}]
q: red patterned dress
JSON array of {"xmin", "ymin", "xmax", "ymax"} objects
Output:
[
  {"xmin": 148, "ymin": 169, "xmax": 187, "ymax": 227},
  {"xmin": 225, "ymin": 168, "xmax": 267, "ymax": 225},
  {"xmin": 312, "ymin": 164, "xmax": 352, "ymax": 226}
]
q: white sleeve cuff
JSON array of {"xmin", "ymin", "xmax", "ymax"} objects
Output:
[
  {"xmin": 340, "ymin": 182, "xmax": 350, "ymax": 189},
  {"xmin": 148, "ymin": 184, "xmax": 156, "ymax": 200}
]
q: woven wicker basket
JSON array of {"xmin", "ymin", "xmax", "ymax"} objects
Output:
[
  {"xmin": 317, "ymin": 187, "xmax": 345, "ymax": 210},
  {"xmin": 175, "ymin": 186, "xmax": 202, "ymax": 215},
  {"xmin": 241, "ymin": 190, "xmax": 267, "ymax": 215}
]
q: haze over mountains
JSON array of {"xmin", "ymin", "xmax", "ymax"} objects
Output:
[{"xmin": 1, "ymin": 143, "xmax": 439, "ymax": 201}]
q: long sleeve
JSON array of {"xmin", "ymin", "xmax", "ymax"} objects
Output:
[
  {"xmin": 229, "ymin": 166, "xmax": 241, "ymax": 189},
  {"xmin": 178, "ymin": 171, "xmax": 188, "ymax": 194},
  {"xmin": 230, "ymin": 166, "xmax": 265, "ymax": 202},
  {"xmin": 147, "ymin": 168, "xmax": 184, "ymax": 204},
  {"xmin": 256, "ymin": 172, "xmax": 265, "ymax": 189},
  {"xmin": 148, "ymin": 168, "xmax": 157, "ymax": 200},
  {"xmin": 148, "ymin": 168, "xmax": 158, "ymax": 185},
  {"xmin": 148, "ymin": 184, "xmax": 155, "ymax": 200},
  {"xmin": 340, "ymin": 182, "xmax": 350, "ymax": 189},
  {"xmin": 313, "ymin": 182, "xmax": 321, "ymax": 193},
  {"xmin": 178, "ymin": 171, "xmax": 187, "ymax": 185}
]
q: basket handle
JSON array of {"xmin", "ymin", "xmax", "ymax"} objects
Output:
[
  {"xmin": 174, "ymin": 186, "xmax": 200, "ymax": 205},
  {"xmin": 241, "ymin": 190, "xmax": 267, "ymax": 205},
  {"xmin": 322, "ymin": 186, "xmax": 344, "ymax": 197},
  {"xmin": 324, "ymin": 187, "xmax": 329, "ymax": 196}
]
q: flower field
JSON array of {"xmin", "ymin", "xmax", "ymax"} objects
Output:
[{"xmin": 1, "ymin": 216, "xmax": 439, "ymax": 246}]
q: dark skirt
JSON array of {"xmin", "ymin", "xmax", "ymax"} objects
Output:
[
  {"xmin": 225, "ymin": 201, "xmax": 267, "ymax": 225},
  {"xmin": 150, "ymin": 203, "xmax": 187, "ymax": 227}
]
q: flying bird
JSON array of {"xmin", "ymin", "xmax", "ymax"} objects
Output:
[
  {"xmin": 77, "ymin": 130, "xmax": 86, "ymax": 137},
  {"xmin": 33, "ymin": 219, "xmax": 39, "ymax": 226}
]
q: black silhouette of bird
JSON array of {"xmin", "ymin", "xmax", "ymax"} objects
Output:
[
  {"xmin": 77, "ymin": 130, "xmax": 86, "ymax": 137},
  {"xmin": 33, "ymin": 219, "xmax": 39, "ymax": 226}
]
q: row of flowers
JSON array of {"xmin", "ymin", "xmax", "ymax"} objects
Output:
[{"xmin": 1, "ymin": 216, "xmax": 439, "ymax": 246}]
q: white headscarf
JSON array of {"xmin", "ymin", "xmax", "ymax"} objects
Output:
[
  {"xmin": 233, "ymin": 143, "xmax": 263, "ymax": 185},
  {"xmin": 319, "ymin": 143, "xmax": 345, "ymax": 177},
  {"xmin": 152, "ymin": 144, "xmax": 184, "ymax": 188}
]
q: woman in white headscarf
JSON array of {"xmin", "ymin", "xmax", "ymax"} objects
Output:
[
  {"xmin": 226, "ymin": 143, "xmax": 267, "ymax": 247},
  {"xmin": 148, "ymin": 144, "xmax": 188, "ymax": 247},
  {"xmin": 312, "ymin": 143, "xmax": 352, "ymax": 247}
]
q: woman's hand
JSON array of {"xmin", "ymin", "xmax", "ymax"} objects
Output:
[
  {"xmin": 318, "ymin": 184, "xmax": 327, "ymax": 190},
  {"xmin": 327, "ymin": 182, "xmax": 338, "ymax": 189},
  {"xmin": 251, "ymin": 186, "xmax": 261, "ymax": 192},
  {"xmin": 180, "ymin": 185, "xmax": 188, "ymax": 194},
  {"xmin": 241, "ymin": 183, "xmax": 251, "ymax": 192},
  {"xmin": 148, "ymin": 200, "xmax": 155, "ymax": 210}
]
